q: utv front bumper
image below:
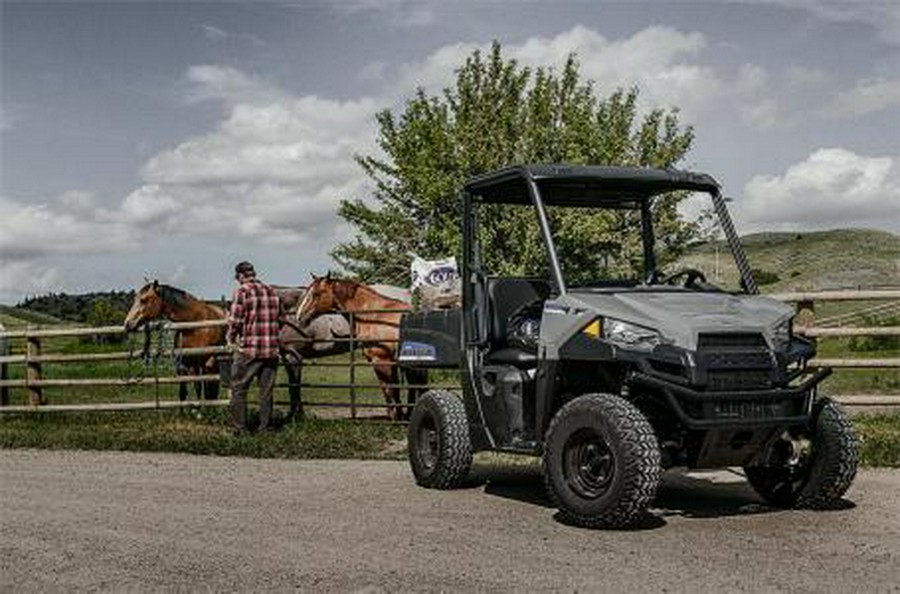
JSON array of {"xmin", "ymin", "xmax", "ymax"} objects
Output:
[{"xmin": 630, "ymin": 367, "xmax": 831, "ymax": 429}]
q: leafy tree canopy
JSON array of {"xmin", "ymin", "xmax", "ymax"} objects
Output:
[{"xmin": 333, "ymin": 42, "xmax": 696, "ymax": 286}]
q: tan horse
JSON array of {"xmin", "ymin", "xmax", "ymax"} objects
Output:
[
  {"xmin": 296, "ymin": 275, "xmax": 427, "ymax": 420},
  {"xmin": 124, "ymin": 280, "xmax": 225, "ymax": 401}
]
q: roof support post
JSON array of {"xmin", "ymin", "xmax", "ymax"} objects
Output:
[
  {"xmin": 524, "ymin": 170, "xmax": 567, "ymax": 295},
  {"xmin": 712, "ymin": 191, "xmax": 758, "ymax": 294},
  {"xmin": 640, "ymin": 199, "xmax": 657, "ymax": 283}
]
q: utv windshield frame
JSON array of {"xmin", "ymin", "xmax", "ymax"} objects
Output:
[{"xmin": 463, "ymin": 164, "xmax": 759, "ymax": 295}]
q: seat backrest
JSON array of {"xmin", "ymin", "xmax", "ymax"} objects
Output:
[{"xmin": 486, "ymin": 277, "xmax": 551, "ymax": 345}]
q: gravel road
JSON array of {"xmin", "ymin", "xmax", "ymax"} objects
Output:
[{"xmin": 1, "ymin": 449, "xmax": 898, "ymax": 592}]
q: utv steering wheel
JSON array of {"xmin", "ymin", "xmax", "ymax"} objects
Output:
[{"xmin": 659, "ymin": 268, "xmax": 707, "ymax": 288}]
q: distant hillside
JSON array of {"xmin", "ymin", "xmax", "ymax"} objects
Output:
[
  {"xmin": 0, "ymin": 305, "xmax": 64, "ymax": 329},
  {"xmin": 681, "ymin": 229, "xmax": 900, "ymax": 292},
  {"xmin": 15, "ymin": 291, "xmax": 135, "ymax": 324}
]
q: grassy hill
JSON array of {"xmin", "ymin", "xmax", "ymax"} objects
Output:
[
  {"xmin": 681, "ymin": 229, "xmax": 900, "ymax": 292},
  {"xmin": 0, "ymin": 305, "xmax": 64, "ymax": 329}
]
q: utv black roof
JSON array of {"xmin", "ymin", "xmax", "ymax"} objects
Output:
[{"xmin": 465, "ymin": 164, "xmax": 720, "ymax": 207}]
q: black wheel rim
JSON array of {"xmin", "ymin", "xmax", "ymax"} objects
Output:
[
  {"xmin": 416, "ymin": 414, "xmax": 439, "ymax": 471},
  {"xmin": 758, "ymin": 432, "xmax": 814, "ymax": 500},
  {"xmin": 563, "ymin": 428, "xmax": 615, "ymax": 499}
]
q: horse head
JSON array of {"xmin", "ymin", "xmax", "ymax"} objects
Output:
[
  {"xmin": 124, "ymin": 280, "xmax": 165, "ymax": 332},
  {"xmin": 296, "ymin": 274, "xmax": 332, "ymax": 326},
  {"xmin": 296, "ymin": 273, "xmax": 360, "ymax": 326}
]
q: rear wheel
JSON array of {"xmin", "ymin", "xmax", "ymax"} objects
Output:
[
  {"xmin": 744, "ymin": 397, "xmax": 858, "ymax": 509},
  {"xmin": 408, "ymin": 390, "xmax": 472, "ymax": 489},
  {"xmin": 543, "ymin": 394, "xmax": 661, "ymax": 528}
]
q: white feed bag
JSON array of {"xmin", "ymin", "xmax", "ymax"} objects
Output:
[{"xmin": 410, "ymin": 255, "xmax": 461, "ymax": 309}]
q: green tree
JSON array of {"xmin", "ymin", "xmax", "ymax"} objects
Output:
[
  {"xmin": 333, "ymin": 42, "xmax": 695, "ymax": 285},
  {"xmin": 84, "ymin": 298, "xmax": 125, "ymax": 344}
]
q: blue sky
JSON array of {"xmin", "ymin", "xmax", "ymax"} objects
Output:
[{"xmin": 2, "ymin": 1, "xmax": 899, "ymax": 302}]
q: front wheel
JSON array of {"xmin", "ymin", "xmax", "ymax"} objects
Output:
[
  {"xmin": 543, "ymin": 394, "xmax": 661, "ymax": 528},
  {"xmin": 408, "ymin": 390, "xmax": 472, "ymax": 489},
  {"xmin": 744, "ymin": 397, "xmax": 858, "ymax": 509}
]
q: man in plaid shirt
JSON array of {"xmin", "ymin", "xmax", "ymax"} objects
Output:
[{"xmin": 227, "ymin": 261, "xmax": 282, "ymax": 435}]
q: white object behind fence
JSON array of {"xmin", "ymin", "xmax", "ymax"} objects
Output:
[{"xmin": 410, "ymin": 255, "xmax": 461, "ymax": 309}]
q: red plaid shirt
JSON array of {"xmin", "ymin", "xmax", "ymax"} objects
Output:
[{"xmin": 227, "ymin": 279, "xmax": 282, "ymax": 359}]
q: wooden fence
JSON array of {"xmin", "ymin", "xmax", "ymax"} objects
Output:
[
  {"xmin": 0, "ymin": 311, "xmax": 455, "ymax": 417},
  {"xmin": 771, "ymin": 289, "xmax": 900, "ymax": 407},
  {"xmin": 1, "ymin": 289, "xmax": 899, "ymax": 414}
]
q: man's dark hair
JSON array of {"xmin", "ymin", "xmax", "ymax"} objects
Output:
[{"xmin": 235, "ymin": 261, "xmax": 255, "ymax": 279}]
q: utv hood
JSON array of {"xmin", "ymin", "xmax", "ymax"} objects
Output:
[{"xmin": 564, "ymin": 288, "xmax": 793, "ymax": 351}]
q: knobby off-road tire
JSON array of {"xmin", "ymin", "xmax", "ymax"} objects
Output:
[
  {"xmin": 408, "ymin": 390, "xmax": 473, "ymax": 489},
  {"xmin": 745, "ymin": 397, "xmax": 858, "ymax": 509},
  {"xmin": 543, "ymin": 394, "xmax": 661, "ymax": 529}
]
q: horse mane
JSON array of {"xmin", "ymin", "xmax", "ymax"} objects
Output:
[
  {"xmin": 336, "ymin": 279, "xmax": 409, "ymax": 308},
  {"xmin": 142, "ymin": 281, "xmax": 224, "ymax": 319},
  {"xmin": 158, "ymin": 284, "xmax": 195, "ymax": 310}
]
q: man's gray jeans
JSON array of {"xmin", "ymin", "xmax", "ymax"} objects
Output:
[{"xmin": 230, "ymin": 352, "xmax": 278, "ymax": 432}]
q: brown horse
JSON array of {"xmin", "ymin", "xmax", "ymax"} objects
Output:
[
  {"xmin": 124, "ymin": 281, "xmax": 225, "ymax": 401},
  {"xmin": 296, "ymin": 275, "xmax": 427, "ymax": 420}
]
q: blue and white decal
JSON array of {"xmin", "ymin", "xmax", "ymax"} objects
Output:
[{"xmin": 399, "ymin": 341, "xmax": 438, "ymax": 362}]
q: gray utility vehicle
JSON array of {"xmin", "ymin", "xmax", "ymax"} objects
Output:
[{"xmin": 399, "ymin": 165, "xmax": 858, "ymax": 528}]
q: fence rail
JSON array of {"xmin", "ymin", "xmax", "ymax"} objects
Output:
[{"xmin": 1, "ymin": 289, "xmax": 899, "ymax": 414}]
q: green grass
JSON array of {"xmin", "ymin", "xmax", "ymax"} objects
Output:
[
  {"xmin": 0, "ymin": 305, "xmax": 64, "ymax": 328},
  {"xmin": 0, "ymin": 409, "xmax": 407, "ymax": 459},
  {"xmin": 1, "ymin": 408, "xmax": 897, "ymax": 467},
  {"xmin": 854, "ymin": 412, "xmax": 900, "ymax": 467}
]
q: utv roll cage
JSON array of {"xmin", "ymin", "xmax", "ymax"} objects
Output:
[{"xmin": 462, "ymin": 164, "xmax": 759, "ymax": 296}]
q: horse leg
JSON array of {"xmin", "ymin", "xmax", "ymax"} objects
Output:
[
  {"xmin": 403, "ymin": 367, "xmax": 428, "ymax": 420},
  {"xmin": 370, "ymin": 354, "xmax": 401, "ymax": 421},
  {"xmin": 283, "ymin": 352, "xmax": 304, "ymax": 422},
  {"xmin": 374, "ymin": 364, "xmax": 400, "ymax": 420},
  {"xmin": 193, "ymin": 363, "xmax": 204, "ymax": 401},
  {"xmin": 204, "ymin": 356, "xmax": 220, "ymax": 400}
]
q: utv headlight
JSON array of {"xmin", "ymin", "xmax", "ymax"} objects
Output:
[
  {"xmin": 603, "ymin": 318, "xmax": 662, "ymax": 351},
  {"xmin": 772, "ymin": 317, "xmax": 793, "ymax": 350}
]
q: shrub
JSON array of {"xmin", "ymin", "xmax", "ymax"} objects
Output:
[
  {"xmin": 848, "ymin": 314, "xmax": 900, "ymax": 352},
  {"xmin": 751, "ymin": 268, "xmax": 780, "ymax": 286}
]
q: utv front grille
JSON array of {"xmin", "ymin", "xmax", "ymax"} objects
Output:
[
  {"xmin": 704, "ymin": 351, "xmax": 772, "ymax": 369},
  {"xmin": 697, "ymin": 332, "xmax": 776, "ymax": 390},
  {"xmin": 698, "ymin": 333, "xmax": 767, "ymax": 349},
  {"xmin": 708, "ymin": 370, "xmax": 772, "ymax": 390}
]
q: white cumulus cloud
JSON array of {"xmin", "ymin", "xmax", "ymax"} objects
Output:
[
  {"xmin": 120, "ymin": 25, "xmax": 736, "ymax": 254},
  {"xmin": 392, "ymin": 26, "xmax": 723, "ymax": 120},
  {"xmin": 739, "ymin": 148, "xmax": 900, "ymax": 230},
  {"xmin": 0, "ymin": 261, "xmax": 61, "ymax": 303},
  {"xmin": 184, "ymin": 65, "xmax": 283, "ymax": 106},
  {"xmin": 0, "ymin": 195, "xmax": 135, "ymax": 260},
  {"xmin": 819, "ymin": 78, "xmax": 900, "ymax": 119}
]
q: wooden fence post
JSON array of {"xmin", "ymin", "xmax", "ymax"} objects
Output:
[
  {"xmin": 26, "ymin": 329, "xmax": 43, "ymax": 405},
  {"xmin": 796, "ymin": 298, "xmax": 816, "ymax": 351},
  {"xmin": 0, "ymin": 326, "xmax": 8, "ymax": 406},
  {"xmin": 348, "ymin": 312, "xmax": 357, "ymax": 420},
  {"xmin": 0, "ymin": 362, "xmax": 7, "ymax": 407},
  {"xmin": 0, "ymin": 324, "xmax": 9, "ymax": 406}
]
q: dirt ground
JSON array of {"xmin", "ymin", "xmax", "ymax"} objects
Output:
[{"xmin": 1, "ymin": 449, "xmax": 898, "ymax": 592}]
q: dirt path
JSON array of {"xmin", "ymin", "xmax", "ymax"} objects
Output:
[{"xmin": 1, "ymin": 450, "xmax": 898, "ymax": 592}]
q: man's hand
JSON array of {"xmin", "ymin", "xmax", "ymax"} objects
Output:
[{"xmin": 226, "ymin": 337, "xmax": 239, "ymax": 353}]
